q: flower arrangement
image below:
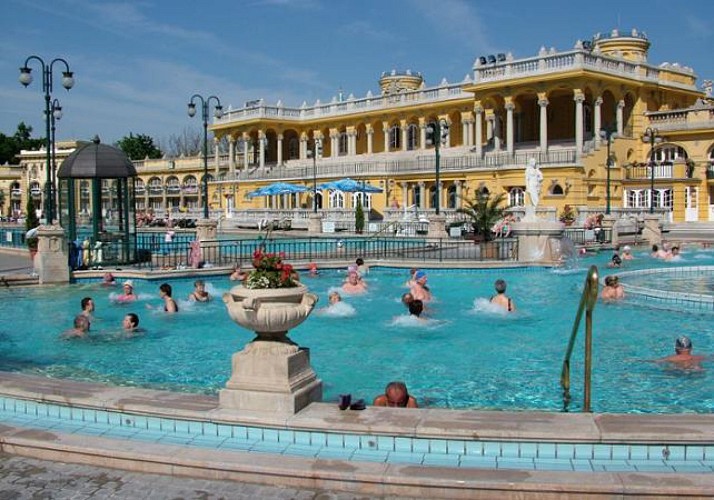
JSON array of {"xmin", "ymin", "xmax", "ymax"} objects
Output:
[
  {"xmin": 559, "ymin": 205, "xmax": 577, "ymax": 225},
  {"xmin": 244, "ymin": 248, "xmax": 298, "ymax": 289}
]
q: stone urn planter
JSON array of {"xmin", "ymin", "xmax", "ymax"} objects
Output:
[{"xmin": 220, "ymin": 283, "xmax": 322, "ymax": 414}]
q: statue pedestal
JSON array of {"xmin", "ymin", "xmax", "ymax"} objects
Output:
[
  {"xmin": 307, "ymin": 213, "xmax": 322, "ymax": 234},
  {"xmin": 220, "ymin": 284, "xmax": 322, "ymax": 414},
  {"xmin": 427, "ymin": 215, "xmax": 448, "ymax": 239},
  {"xmin": 36, "ymin": 226, "xmax": 69, "ymax": 284},
  {"xmin": 196, "ymin": 219, "xmax": 218, "ymax": 241},
  {"xmin": 511, "ymin": 220, "xmax": 565, "ymax": 263},
  {"xmin": 641, "ymin": 214, "xmax": 662, "ymax": 246}
]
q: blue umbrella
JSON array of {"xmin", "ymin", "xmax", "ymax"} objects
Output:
[
  {"xmin": 317, "ymin": 178, "xmax": 382, "ymax": 193},
  {"xmin": 247, "ymin": 182, "xmax": 308, "ymax": 198}
]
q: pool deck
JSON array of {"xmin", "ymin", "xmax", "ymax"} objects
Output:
[{"xmin": 1, "ymin": 372, "xmax": 713, "ymax": 499}]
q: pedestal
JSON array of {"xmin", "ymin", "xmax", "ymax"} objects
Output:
[
  {"xmin": 511, "ymin": 220, "xmax": 565, "ymax": 263},
  {"xmin": 602, "ymin": 215, "xmax": 617, "ymax": 247},
  {"xmin": 196, "ymin": 218, "xmax": 218, "ymax": 241},
  {"xmin": 221, "ymin": 284, "xmax": 322, "ymax": 414},
  {"xmin": 307, "ymin": 213, "xmax": 322, "ymax": 234},
  {"xmin": 427, "ymin": 215, "xmax": 448, "ymax": 239},
  {"xmin": 641, "ymin": 214, "xmax": 662, "ymax": 246},
  {"xmin": 35, "ymin": 225, "xmax": 69, "ymax": 284}
]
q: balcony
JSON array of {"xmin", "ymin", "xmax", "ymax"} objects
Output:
[
  {"xmin": 182, "ymin": 185, "xmax": 198, "ymax": 194},
  {"xmin": 646, "ymin": 102, "xmax": 714, "ymax": 133}
]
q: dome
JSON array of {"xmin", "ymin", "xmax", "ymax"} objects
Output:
[{"xmin": 58, "ymin": 136, "xmax": 136, "ymax": 179}]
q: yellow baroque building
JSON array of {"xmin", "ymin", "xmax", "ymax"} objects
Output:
[{"xmin": 205, "ymin": 28, "xmax": 713, "ymax": 225}]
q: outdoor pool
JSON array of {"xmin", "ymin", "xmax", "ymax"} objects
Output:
[{"xmin": 1, "ymin": 246, "xmax": 713, "ymax": 413}]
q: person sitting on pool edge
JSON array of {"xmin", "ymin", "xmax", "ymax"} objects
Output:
[
  {"xmin": 655, "ymin": 335, "xmax": 709, "ymax": 370},
  {"xmin": 490, "ymin": 279, "xmax": 516, "ymax": 312},
  {"xmin": 373, "ymin": 381, "xmax": 418, "ymax": 408},
  {"xmin": 600, "ymin": 275, "xmax": 625, "ymax": 301}
]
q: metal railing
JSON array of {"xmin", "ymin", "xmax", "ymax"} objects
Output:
[
  {"xmin": 560, "ymin": 265, "xmax": 600, "ymax": 412},
  {"xmin": 135, "ymin": 236, "xmax": 518, "ymax": 270}
]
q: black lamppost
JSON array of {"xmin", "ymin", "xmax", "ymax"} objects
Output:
[
  {"xmin": 599, "ymin": 127, "xmax": 617, "ymax": 215},
  {"xmin": 426, "ymin": 120, "xmax": 449, "ymax": 215},
  {"xmin": 642, "ymin": 127, "xmax": 663, "ymax": 214},
  {"xmin": 187, "ymin": 94, "xmax": 223, "ymax": 219},
  {"xmin": 19, "ymin": 56, "xmax": 75, "ymax": 223},
  {"xmin": 307, "ymin": 138, "xmax": 322, "ymax": 213},
  {"xmin": 49, "ymin": 99, "xmax": 62, "ymax": 219}
]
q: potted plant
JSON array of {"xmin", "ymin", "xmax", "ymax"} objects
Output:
[
  {"xmin": 456, "ymin": 191, "xmax": 507, "ymax": 242},
  {"xmin": 25, "ymin": 194, "xmax": 39, "ymax": 259},
  {"xmin": 354, "ymin": 198, "xmax": 365, "ymax": 234},
  {"xmin": 559, "ymin": 205, "xmax": 577, "ymax": 226}
]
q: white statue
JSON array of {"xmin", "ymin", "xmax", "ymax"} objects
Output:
[{"xmin": 525, "ymin": 158, "xmax": 543, "ymax": 208}]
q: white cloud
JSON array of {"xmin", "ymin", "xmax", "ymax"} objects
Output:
[{"xmin": 407, "ymin": 0, "xmax": 494, "ymax": 53}]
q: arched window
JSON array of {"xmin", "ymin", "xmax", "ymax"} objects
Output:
[
  {"xmin": 288, "ymin": 138, "xmax": 299, "ymax": 160},
  {"xmin": 654, "ymin": 146, "xmax": 687, "ymax": 163},
  {"xmin": 508, "ymin": 187, "xmax": 525, "ymax": 207},
  {"xmin": 429, "ymin": 185, "xmax": 437, "ymax": 209},
  {"xmin": 708, "ymin": 148, "xmax": 714, "ymax": 169},
  {"xmin": 338, "ymin": 132, "xmax": 348, "ymax": 156},
  {"xmin": 551, "ymin": 184, "xmax": 564, "ymax": 195},
  {"xmin": 407, "ymin": 124, "xmax": 419, "ymax": 150},
  {"xmin": 389, "ymin": 125, "xmax": 401, "ymax": 150},
  {"xmin": 413, "ymin": 185, "xmax": 422, "ymax": 208},
  {"xmin": 447, "ymin": 185, "xmax": 457, "ymax": 208},
  {"xmin": 352, "ymin": 192, "xmax": 372, "ymax": 210},
  {"xmin": 329, "ymin": 190, "xmax": 344, "ymax": 209}
]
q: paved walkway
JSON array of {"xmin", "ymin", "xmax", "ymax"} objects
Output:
[
  {"xmin": 0, "ymin": 250, "xmax": 33, "ymax": 274},
  {"xmin": 0, "ymin": 453, "xmax": 390, "ymax": 500}
]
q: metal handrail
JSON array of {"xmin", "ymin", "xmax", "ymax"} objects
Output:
[{"xmin": 560, "ymin": 265, "xmax": 600, "ymax": 412}]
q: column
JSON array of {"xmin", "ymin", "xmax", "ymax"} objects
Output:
[
  {"xmin": 616, "ymin": 100, "xmax": 625, "ymax": 136},
  {"xmin": 277, "ymin": 134, "xmax": 283, "ymax": 165},
  {"xmin": 401, "ymin": 120, "xmax": 408, "ymax": 151},
  {"xmin": 330, "ymin": 129, "xmax": 338, "ymax": 158},
  {"xmin": 440, "ymin": 117, "xmax": 451, "ymax": 149},
  {"xmin": 574, "ymin": 91, "xmax": 585, "ymax": 155},
  {"xmin": 474, "ymin": 105, "xmax": 483, "ymax": 157},
  {"xmin": 382, "ymin": 121, "xmax": 390, "ymax": 153},
  {"xmin": 493, "ymin": 114, "xmax": 501, "ymax": 151},
  {"xmin": 456, "ymin": 181, "xmax": 463, "ymax": 208},
  {"xmin": 346, "ymin": 127, "xmax": 356, "ymax": 156},
  {"xmin": 243, "ymin": 133, "xmax": 250, "ymax": 170},
  {"xmin": 594, "ymin": 97, "xmax": 603, "ymax": 148},
  {"xmin": 418, "ymin": 182, "xmax": 426, "ymax": 209},
  {"xmin": 505, "ymin": 99, "xmax": 515, "ymax": 155},
  {"xmin": 538, "ymin": 94, "xmax": 549, "ymax": 152},
  {"xmin": 229, "ymin": 136, "xmax": 237, "ymax": 178},
  {"xmin": 401, "ymin": 182, "xmax": 408, "ymax": 207},
  {"xmin": 366, "ymin": 125, "xmax": 374, "ymax": 154},
  {"xmin": 213, "ymin": 137, "xmax": 220, "ymax": 174},
  {"xmin": 419, "ymin": 118, "xmax": 427, "ymax": 150},
  {"xmin": 258, "ymin": 132, "xmax": 265, "ymax": 168}
]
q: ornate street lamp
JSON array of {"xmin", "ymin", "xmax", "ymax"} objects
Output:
[
  {"xmin": 642, "ymin": 127, "xmax": 663, "ymax": 214},
  {"xmin": 49, "ymin": 99, "xmax": 62, "ymax": 218},
  {"xmin": 19, "ymin": 56, "xmax": 75, "ymax": 223},
  {"xmin": 599, "ymin": 127, "xmax": 617, "ymax": 214},
  {"xmin": 187, "ymin": 94, "xmax": 222, "ymax": 219},
  {"xmin": 306, "ymin": 138, "xmax": 322, "ymax": 213},
  {"xmin": 426, "ymin": 120, "xmax": 449, "ymax": 215}
]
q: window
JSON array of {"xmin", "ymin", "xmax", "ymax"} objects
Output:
[
  {"xmin": 654, "ymin": 146, "xmax": 687, "ymax": 163},
  {"xmin": 328, "ymin": 190, "xmax": 344, "ymax": 209},
  {"xmin": 288, "ymin": 138, "xmax": 299, "ymax": 160},
  {"xmin": 338, "ymin": 132, "xmax": 348, "ymax": 156},
  {"xmin": 551, "ymin": 184, "xmax": 564, "ymax": 195},
  {"xmin": 389, "ymin": 125, "xmax": 401, "ymax": 150},
  {"xmin": 508, "ymin": 187, "xmax": 525, "ymax": 207},
  {"xmin": 626, "ymin": 189, "xmax": 645, "ymax": 208},
  {"xmin": 407, "ymin": 124, "xmax": 419, "ymax": 150},
  {"xmin": 352, "ymin": 192, "xmax": 371, "ymax": 209},
  {"xmin": 447, "ymin": 185, "xmax": 457, "ymax": 208}
]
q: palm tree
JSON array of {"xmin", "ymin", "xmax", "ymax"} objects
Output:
[{"xmin": 456, "ymin": 191, "xmax": 507, "ymax": 242}]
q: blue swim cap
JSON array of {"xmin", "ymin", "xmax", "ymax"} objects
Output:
[{"xmin": 414, "ymin": 271, "xmax": 426, "ymax": 280}]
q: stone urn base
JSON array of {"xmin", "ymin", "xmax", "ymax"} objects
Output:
[{"xmin": 220, "ymin": 284, "xmax": 322, "ymax": 414}]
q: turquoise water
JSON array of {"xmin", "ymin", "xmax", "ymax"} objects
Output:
[{"xmin": 1, "ymin": 247, "xmax": 713, "ymax": 413}]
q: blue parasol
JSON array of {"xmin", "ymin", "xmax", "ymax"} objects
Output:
[
  {"xmin": 316, "ymin": 178, "xmax": 382, "ymax": 193},
  {"xmin": 247, "ymin": 182, "xmax": 308, "ymax": 198}
]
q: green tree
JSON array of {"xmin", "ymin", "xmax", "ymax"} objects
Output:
[
  {"xmin": 115, "ymin": 133, "xmax": 163, "ymax": 161},
  {"xmin": 0, "ymin": 122, "xmax": 43, "ymax": 165},
  {"xmin": 354, "ymin": 197, "xmax": 365, "ymax": 234},
  {"xmin": 456, "ymin": 191, "xmax": 507, "ymax": 242}
]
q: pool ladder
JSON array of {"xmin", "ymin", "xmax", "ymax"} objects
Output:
[{"xmin": 560, "ymin": 265, "xmax": 599, "ymax": 412}]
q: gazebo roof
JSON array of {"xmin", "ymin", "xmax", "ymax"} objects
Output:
[{"xmin": 58, "ymin": 136, "xmax": 136, "ymax": 179}]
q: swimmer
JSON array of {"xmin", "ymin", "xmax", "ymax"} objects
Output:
[
  {"xmin": 229, "ymin": 264, "xmax": 247, "ymax": 282},
  {"xmin": 655, "ymin": 336, "xmax": 709, "ymax": 370},
  {"xmin": 404, "ymin": 268, "xmax": 418, "ymax": 288},
  {"xmin": 373, "ymin": 381, "xmax": 418, "ymax": 408},
  {"xmin": 328, "ymin": 291, "xmax": 342, "ymax": 305},
  {"xmin": 117, "ymin": 280, "xmax": 137, "ymax": 302},
  {"xmin": 308, "ymin": 262, "xmax": 319, "ymax": 276},
  {"xmin": 356, "ymin": 257, "xmax": 369, "ymax": 275},
  {"xmin": 608, "ymin": 252, "xmax": 622, "ymax": 268},
  {"xmin": 101, "ymin": 272, "xmax": 116, "ymax": 286},
  {"xmin": 159, "ymin": 283, "xmax": 178, "ymax": 313},
  {"xmin": 188, "ymin": 280, "xmax": 210, "ymax": 302},
  {"xmin": 621, "ymin": 245, "xmax": 634, "ymax": 260},
  {"xmin": 410, "ymin": 271, "xmax": 432, "ymax": 303},
  {"xmin": 342, "ymin": 272, "xmax": 367, "ymax": 293},
  {"xmin": 401, "ymin": 292, "xmax": 414, "ymax": 308},
  {"xmin": 651, "ymin": 244, "xmax": 668, "ymax": 259},
  {"xmin": 80, "ymin": 297, "xmax": 95, "ymax": 320},
  {"xmin": 122, "ymin": 313, "xmax": 140, "ymax": 332},
  {"xmin": 408, "ymin": 299, "xmax": 426, "ymax": 320},
  {"xmin": 600, "ymin": 275, "xmax": 624, "ymax": 301},
  {"xmin": 62, "ymin": 314, "xmax": 90, "ymax": 339},
  {"xmin": 489, "ymin": 279, "xmax": 516, "ymax": 312}
]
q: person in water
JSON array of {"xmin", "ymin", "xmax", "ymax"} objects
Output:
[
  {"xmin": 342, "ymin": 271, "xmax": 367, "ymax": 293},
  {"xmin": 600, "ymin": 275, "xmax": 625, "ymax": 301},
  {"xmin": 188, "ymin": 280, "xmax": 210, "ymax": 302},
  {"xmin": 159, "ymin": 283, "xmax": 178, "ymax": 313},
  {"xmin": 373, "ymin": 381, "xmax": 418, "ymax": 408},
  {"xmin": 122, "ymin": 313, "xmax": 140, "ymax": 332},
  {"xmin": 117, "ymin": 281, "xmax": 137, "ymax": 302},
  {"xmin": 62, "ymin": 314, "xmax": 90, "ymax": 339},
  {"xmin": 410, "ymin": 271, "xmax": 432, "ymax": 302},
  {"xmin": 490, "ymin": 279, "xmax": 516, "ymax": 312},
  {"xmin": 328, "ymin": 291, "xmax": 342, "ymax": 305},
  {"xmin": 655, "ymin": 336, "xmax": 709, "ymax": 370},
  {"xmin": 80, "ymin": 297, "xmax": 95, "ymax": 321}
]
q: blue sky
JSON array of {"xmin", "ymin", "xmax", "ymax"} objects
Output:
[{"xmin": 1, "ymin": 0, "xmax": 712, "ymax": 147}]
